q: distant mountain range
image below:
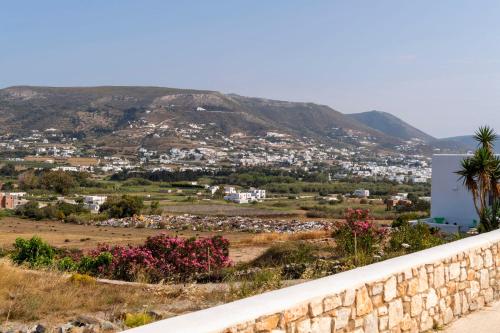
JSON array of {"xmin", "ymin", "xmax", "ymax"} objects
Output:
[
  {"xmin": 0, "ymin": 86, "xmax": 476, "ymax": 154},
  {"xmin": 347, "ymin": 110, "xmax": 435, "ymax": 143}
]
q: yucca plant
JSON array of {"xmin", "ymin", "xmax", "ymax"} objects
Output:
[{"xmin": 456, "ymin": 126, "xmax": 500, "ymax": 231}]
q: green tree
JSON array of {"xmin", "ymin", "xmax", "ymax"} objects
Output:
[
  {"xmin": 39, "ymin": 170, "xmax": 77, "ymax": 194},
  {"xmin": 99, "ymin": 195, "xmax": 144, "ymax": 218},
  {"xmin": 0, "ymin": 163, "xmax": 17, "ymax": 177},
  {"xmin": 11, "ymin": 236, "xmax": 55, "ymax": 267}
]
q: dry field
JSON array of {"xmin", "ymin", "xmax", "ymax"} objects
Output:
[
  {"xmin": 0, "ymin": 259, "xmax": 227, "ymax": 329},
  {"xmin": 0, "ymin": 218, "xmax": 329, "ymax": 263},
  {"xmin": 160, "ymin": 203, "xmax": 299, "ymax": 217}
]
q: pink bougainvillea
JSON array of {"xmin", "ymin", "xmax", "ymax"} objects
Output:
[
  {"xmin": 334, "ymin": 208, "xmax": 387, "ymax": 256},
  {"xmin": 87, "ymin": 234, "xmax": 231, "ymax": 281}
]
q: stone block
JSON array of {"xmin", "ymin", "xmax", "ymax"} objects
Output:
[
  {"xmin": 363, "ymin": 313, "xmax": 379, "ymax": 333},
  {"xmin": 310, "ymin": 316, "xmax": 331, "ymax": 333},
  {"xmin": 449, "ymin": 262, "xmax": 460, "ymax": 280},
  {"xmin": 356, "ymin": 287, "xmax": 373, "ymax": 316},
  {"xmin": 255, "ymin": 314, "xmax": 281, "ymax": 331},
  {"xmin": 425, "ymin": 289, "xmax": 438, "ymax": 309},
  {"xmin": 333, "ymin": 308, "xmax": 351, "ymax": 330},
  {"xmin": 323, "ymin": 295, "xmax": 342, "ymax": 312},
  {"xmin": 296, "ymin": 318, "xmax": 311, "ymax": 333},
  {"xmin": 410, "ymin": 295, "xmax": 422, "ymax": 317},
  {"xmin": 388, "ymin": 299, "xmax": 403, "ymax": 329}
]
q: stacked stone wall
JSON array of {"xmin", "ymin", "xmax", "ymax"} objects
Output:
[{"xmin": 125, "ymin": 232, "xmax": 500, "ymax": 333}]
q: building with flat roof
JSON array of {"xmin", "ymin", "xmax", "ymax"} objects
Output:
[{"xmin": 431, "ymin": 154, "xmax": 478, "ymax": 229}]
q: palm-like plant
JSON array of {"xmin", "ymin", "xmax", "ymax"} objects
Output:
[
  {"xmin": 456, "ymin": 126, "xmax": 500, "ymax": 231},
  {"xmin": 474, "ymin": 126, "xmax": 497, "ymax": 153}
]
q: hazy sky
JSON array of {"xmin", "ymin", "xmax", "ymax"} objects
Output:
[{"xmin": 2, "ymin": 1, "xmax": 500, "ymax": 138}]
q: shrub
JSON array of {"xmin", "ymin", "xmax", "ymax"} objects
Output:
[
  {"xmin": 333, "ymin": 209, "xmax": 387, "ymax": 257},
  {"xmin": 228, "ymin": 268, "xmax": 283, "ymax": 300},
  {"xmin": 124, "ymin": 313, "xmax": 154, "ymax": 328},
  {"xmin": 144, "ymin": 234, "xmax": 231, "ymax": 280},
  {"xmin": 252, "ymin": 241, "xmax": 317, "ymax": 267},
  {"xmin": 389, "ymin": 222, "xmax": 445, "ymax": 254},
  {"xmin": 91, "ymin": 245, "xmax": 159, "ymax": 282},
  {"xmin": 99, "ymin": 195, "xmax": 144, "ymax": 218},
  {"xmin": 57, "ymin": 256, "xmax": 77, "ymax": 271},
  {"xmin": 69, "ymin": 273, "xmax": 96, "ymax": 284},
  {"xmin": 305, "ymin": 210, "xmax": 328, "ymax": 218},
  {"xmin": 391, "ymin": 213, "xmax": 428, "ymax": 228},
  {"xmin": 77, "ymin": 252, "xmax": 114, "ymax": 275},
  {"xmin": 11, "ymin": 236, "xmax": 55, "ymax": 267},
  {"xmin": 16, "ymin": 201, "xmax": 89, "ymax": 221}
]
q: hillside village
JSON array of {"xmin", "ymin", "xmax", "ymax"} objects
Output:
[{"xmin": 0, "ymin": 125, "xmax": 433, "ymax": 185}]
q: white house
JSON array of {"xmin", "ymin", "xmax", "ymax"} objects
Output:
[
  {"xmin": 224, "ymin": 192, "xmax": 253, "ymax": 204},
  {"xmin": 353, "ymin": 189, "xmax": 370, "ymax": 198},
  {"xmin": 249, "ymin": 188, "xmax": 266, "ymax": 200},
  {"xmin": 84, "ymin": 195, "xmax": 108, "ymax": 213},
  {"xmin": 208, "ymin": 185, "xmax": 220, "ymax": 195},
  {"xmin": 430, "ymin": 154, "xmax": 478, "ymax": 229},
  {"xmin": 224, "ymin": 188, "xmax": 266, "ymax": 204}
]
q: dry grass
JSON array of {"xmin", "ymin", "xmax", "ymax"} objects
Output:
[
  {"xmin": 0, "ymin": 217, "xmax": 300, "ymax": 264},
  {"xmin": 0, "ymin": 260, "xmax": 225, "ymax": 327},
  {"xmin": 236, "ymin": 230, "xmax": 331, "ymax": 246}
]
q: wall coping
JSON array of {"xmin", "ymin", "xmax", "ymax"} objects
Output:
[{"xmin": 125, "ymin": 229, "xmax": 500, "ymax": 333}]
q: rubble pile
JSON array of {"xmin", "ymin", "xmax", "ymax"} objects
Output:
[{"xmin": 95, "ymin": 215, "xmax": 337, "ymax": 233}]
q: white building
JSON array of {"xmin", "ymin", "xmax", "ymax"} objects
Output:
[
  {"xmin": 353, "ymin": 189, "xmax": 370, "ymax": 198},
  {"xmin": 83, "ymin": 195, "xmax": 108, "ymax": 213},
  {"xmin": 224, "ymin": 188, "xmax": 266, "ymax": 204},
  {"xmin": 250, "ymin": 188, "xmax": 266, "ymax": 200},
  {"xmin": 224, "ymin": 192, "xmax": 253, "ymax": 204},
  {"xmin": 431, "ymin": 154, "xmax": 478, "ymax": 229}
]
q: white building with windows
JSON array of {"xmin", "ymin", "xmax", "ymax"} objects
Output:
[
  {"xmin": 224, "ymin": 188, "xmax": 266, "ymax": 204},
  {"xmin": 353, "ymin": 189, "xmax": 370, "ymax": 198}
]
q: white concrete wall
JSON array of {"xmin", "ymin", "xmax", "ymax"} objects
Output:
[{"xmin": 431, "ymin": 154, "xmax": 478, "ymax": 228}]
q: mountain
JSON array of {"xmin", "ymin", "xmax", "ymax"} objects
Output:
[
  {"xmin": 347, "ymin": 110, "xmax": 435, "ymax": 143},
  {"xmin": 0, "ymin": 86, "xmax": 400, "ymax": 149},
  {"xmin": 0, "ymin": 85, "xmax": 469, "ymax": 154},
  {"xmin": 436, "ymin": 135, "xmax": 500, "ymax": 152}
]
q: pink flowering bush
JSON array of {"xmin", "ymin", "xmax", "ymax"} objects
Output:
[
  {"xmin": 83, "ymin": 234, "xmax": 231, "ymax": 282},
  {"xmin": 145, "ymin": 234, "xmax": 231, "ymax": 279},
  {"xmin": 334, "ymin": 209, "xmax": 387, "ymax": 257}
]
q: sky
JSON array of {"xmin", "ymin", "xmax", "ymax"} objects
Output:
[{"xmin": 1, "ymin": 1, "xmax": 500, "ymax": 138}]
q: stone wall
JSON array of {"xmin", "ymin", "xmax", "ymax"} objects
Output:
[{"xmin": 125, "ymin": 230, "xmax": 500, "ymax": 333}]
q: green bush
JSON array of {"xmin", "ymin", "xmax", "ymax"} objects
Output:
[
  {"xmin": 99, "ymin": 195, "xmax": 144, "ymax": 218},
  {"xmin": 228, "ymin": 268, "xmax": 283, "ymax": 300},
  {"xmin": 389, "ymin": 223, "xmax": 445, "ymax": 254},
  {"xmin": 11, "ymin": 236, "xmax": 55, "ymax": 267},
  {"xmin": 77, "ymin": 252, "xmax": 113, "ymax": 275},
  {"xmin": 252, "ymin": 242, "xmax": 317, "ymax": 267},
  {"xmin": 16, "ymin": 201, "xmax": 89, "ymax": 221},
  {"xmin": 57, "ymin": 256, "xmax": 78, "ymax": 271}
]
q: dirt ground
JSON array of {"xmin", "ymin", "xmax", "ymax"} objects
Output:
[
  {"xmin": 160, "ymin": 203, "xmax": 299, "ymax": 217},
  {"xmin": 0, "ymin": 217, "xmax": 268, "ymax": 263}
]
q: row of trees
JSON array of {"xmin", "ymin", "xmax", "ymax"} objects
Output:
[{"xmin": 18, "ymin": 170, "xmax": 99, "ymax": 194}]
